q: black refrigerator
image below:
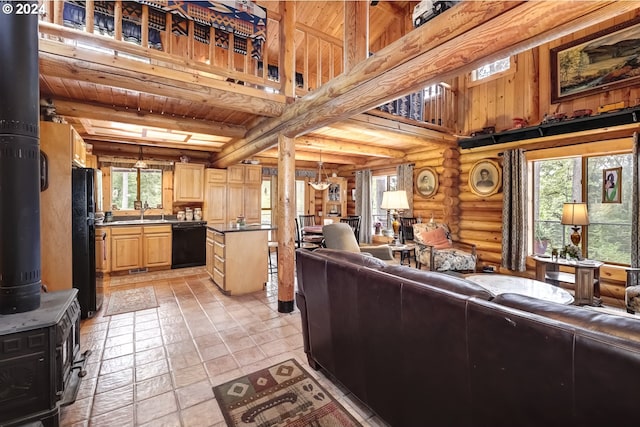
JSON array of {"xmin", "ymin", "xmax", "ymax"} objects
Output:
[{"xmin": 72, "ymin": 168, "xmax": 103, "ymax": 318}]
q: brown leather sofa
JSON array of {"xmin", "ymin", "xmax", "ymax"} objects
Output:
[{"xmin": 295, "ymin": 248, "xmax": 640, "ymax": 427}]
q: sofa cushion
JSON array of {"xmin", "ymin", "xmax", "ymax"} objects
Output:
[
  {"xmin": 493, "ymin": 293, "xmax": 640, "ymax": 342},
  {"xmin": 383, "ymin": 265, "xmax": 493, "ymax": 299},
  {"xmin": 313, "ymin": 248, "xmax": 388, "ymax": 269},
  {"xmin": 420, "ymin": 227, "xmax": 452, "ymax": 249}
]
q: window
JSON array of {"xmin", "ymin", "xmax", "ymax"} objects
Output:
[
  {"xmin": 371, "ymin": 173, "xmax": 397, "ymax": 230},
  {"xmin": 111, "ymin": 167, "xmax": 163, "ymax": 210},
  {"xmin": 471, "ymin": 56, "xmax": 511, "ymax": 82},
  {"xmin": 532, "ymin": 153, "xmax": 632, "ymax": 264},
  {"xmin": 261, "ymin": 179, "xmax": 271, "ymax": 224}
]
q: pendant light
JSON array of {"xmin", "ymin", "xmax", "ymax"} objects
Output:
[
  {"xmin": 309, "ymin": 151, "xmax": 330, "ymax": 191},
  {"xmin": 134, "ymin": 146, "xmax": 148, "ymax": 169}
]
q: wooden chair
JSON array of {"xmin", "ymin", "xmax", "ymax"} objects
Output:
[
  {"xmin": 400, "ymin": 217, "xmax": 417, "ymax": 244},
  {"xmin": 298, "ymin": 214, "xmax": 316, "ymax": 227},
  {"xmin": 340, "ymin": 216, "xmax": 361, "ymax": 241}
]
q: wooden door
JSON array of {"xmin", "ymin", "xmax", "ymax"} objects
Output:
[
  {"xmin": 227, "ymin": 183, "xmax": 244, "ymax": 222},
  {"xmin": 174, "ymin": 163, "xmax": 204, "ymax": 202},
  {"xmin": 143, "ymin": 225, "xmax": 172, "ymax": 267},
  {"xmin": 111, "ymin": 227, "xmax": 143, "ymax": 271}
]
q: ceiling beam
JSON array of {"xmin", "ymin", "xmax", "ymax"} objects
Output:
[
  {"xmin": 295, "ymin": 135, "xmax": 406, "ymax": 158},
  {"xmin": 52, "ymin": 98, "xmax": 247, "ymax": 138},
  {"xmin": 211, "ymin": 0, "xmax": 632, "ymax": 167}
]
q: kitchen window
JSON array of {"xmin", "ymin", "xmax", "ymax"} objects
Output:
[{"xmin": 111, "ymin": 167, "xmax": 163, "ymax": 210}]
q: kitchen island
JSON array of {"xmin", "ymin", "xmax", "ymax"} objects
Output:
[{"xmin": 206, "ymin": 224, "xmax": 276, "ymax": 295}]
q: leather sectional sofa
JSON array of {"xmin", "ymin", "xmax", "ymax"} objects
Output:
[{"xmin": 295, "ymin": 248, "xmax": 640, "ymax": 427}]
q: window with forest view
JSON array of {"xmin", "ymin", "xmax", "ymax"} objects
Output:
[
  {"xmin": 111, "ymin": 167, "xmax": 163, "ymax": 210},
  {"xmin": 532, "ymin": 153, "xmax": 632, "ymax": 265},
  {"xmin": 371, "ymin": 174, "xmax": 397, "ymax": 231}
]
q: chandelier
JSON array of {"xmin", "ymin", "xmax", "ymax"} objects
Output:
[
  {"xmin": 309, "ymin": 151, "xmax": 330, "ymax": 191},
  {"xmin": 134, "ymin": 146, "xmax": 148, "ymax": 169}
]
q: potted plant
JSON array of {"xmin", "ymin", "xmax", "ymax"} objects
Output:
[{"xmin": 374, "ymin": 221, "xmax": 382, "ymax": 235}]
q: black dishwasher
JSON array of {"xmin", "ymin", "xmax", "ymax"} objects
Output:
[{"xmin": 171, "ymin": 221, "xmax": 207, "ymax": 268}]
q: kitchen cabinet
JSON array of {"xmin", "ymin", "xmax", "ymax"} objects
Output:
[
  {"xmin": 203, "ymin": 168, "xmax": 227, "ymax": 227},
  {"xmin": 322, "ymin": 177, "xmax": 347, "ymax": 220},
  {"xmin": 40, "ymin": 122, "xmax": 84, "ymax": 291},
  {"xmin": 72, "ymin": 128, "xmax": 86, "ymax": 167},
  {"xmin": 111, "ymin": 226, "xmax": 143, "ymax": 271},
  {"xmin": 207, "ymin": 225, "xmax": 270, "ymax": 295},
  {"xmin": 110, "ymin": 225, "xmax": 172, "ymax": 271},
  {"xmin": 205, "ymin": 228, "xmax": 215, "ymax": 278},
  {"xmin": 95, "ymin": 226, "xmax": 110, "ymax": 273},
  {"xmin": 203, "ymin": 164, "xmax": 261, "ymax": 225},
  {"xmin": 143, "ymin": 225, "xmax": 172, "ymax": 268},
  {"xmin": 174, "ymin": 162, "xmax": 205, "ymax": 202}
]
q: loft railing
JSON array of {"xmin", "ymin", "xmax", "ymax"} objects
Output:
[
  {"xmin": 39, "ymin": 0, "xmax": 343, "ymax": 97},
  {"xmin": 376, "ymin": 83, "xmax": 456, "ymax": 131}
]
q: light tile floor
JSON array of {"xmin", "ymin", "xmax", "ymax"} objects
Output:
[{"xmin": 60, "ymin": 266, "xmax": 388, "ymax": 427}]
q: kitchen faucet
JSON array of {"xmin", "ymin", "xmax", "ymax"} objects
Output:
[{"xmin": 140, "ymin": 201, "xmax": 149, "ymax": 220}]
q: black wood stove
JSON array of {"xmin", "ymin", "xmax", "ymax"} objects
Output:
[{"xmin": 0, "ymin": 2, "xmax": 88, "ymax": 426}]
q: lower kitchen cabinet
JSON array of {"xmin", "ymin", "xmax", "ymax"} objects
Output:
[
  {"xmin": 143, "ymin": 225, "xmax": 172, "ymax": 268},
  {"xmin": 95, "ymin": 226, "xmax": 110, "ymax": 273},
  {"xmin": 111, "ymin": 227, "xmax": 143, "ymax": 272},
  {"xmin": 207, "ymin": 226, "xmax": 270, "ymax": 295},
  {"xmin": 110, "ymin": 225, "xmax": 172, "ymax": 271}
]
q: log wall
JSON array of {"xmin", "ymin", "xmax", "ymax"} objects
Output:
[{"xmin": 454, "ymin": 12, "xmax": 640, "ymax": 303}]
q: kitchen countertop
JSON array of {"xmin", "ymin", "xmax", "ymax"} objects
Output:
[
  {"xmin": 97, "ymin": 219, "xmax": 206, "ymax": 226},
  {"xmin": 208, "ymin": 224, "xmax": 276, "ymax": 233}
]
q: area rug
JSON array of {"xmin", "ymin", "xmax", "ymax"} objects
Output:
[
  {"xmin": 105, "ymin": 287, "xmax": 158, "ymax": 316},
  {"xmin": 213, "ymin": 358, "xmax": 362, "ymax": 427}
]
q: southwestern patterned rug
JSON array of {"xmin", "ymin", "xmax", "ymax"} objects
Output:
[
  {"xmin": 105, "ymin": 287, "xmax": 158, "ymax": 316},
  {"xmin": 213, "ymin": 358, "xmax": 362, "ymax": 427}
]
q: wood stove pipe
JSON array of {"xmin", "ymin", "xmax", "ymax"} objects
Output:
[{"xmin": 0, "ymin": 3, "xmax": 42, "ymax": 314}]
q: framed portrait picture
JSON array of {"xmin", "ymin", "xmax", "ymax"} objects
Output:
[
  {"xmin": 415, "ymin": 167, "xmax": 438, "ymax": 198},
  {"xmin": 469, "ymin": 159, "xmax": 502, "ymax": 197},
  {"xmin": 550, "ymin": 17, "xmax": 640, "ymax": 103},
  {"xmin": 602, "ymin": 167, "xmax": 622, "ymax": 204}
]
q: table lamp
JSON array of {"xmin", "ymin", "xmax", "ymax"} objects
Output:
[
  {"xmin": 380, "ymin": 190, "xmax": 409, "ymax": 245},
  {"xmin": 561, "ymin": 201, "xmax": 589, "ymax": 246}
]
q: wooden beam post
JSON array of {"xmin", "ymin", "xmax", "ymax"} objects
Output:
[
  {"xmin": 85, "ymin": 0, "xmax": 94, "ymax": 34},
  {"xmin": 277, "ymin": 133, "xmax": 296, "ymax": 313},
  {"xmin": 344, "ymin": 0, "xmax": 369, "ymax": 73},
  {"xmin": 279, "ymin": 0, "xmax": 295, "ymax": 98}
]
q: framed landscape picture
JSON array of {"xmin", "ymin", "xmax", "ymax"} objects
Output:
[
  {"xmin": 469, "ymin": 159, "xmax": 502, "ymax": 197},
  {"xmin": 550, "ymin": 17, "xmax": 640, "ymax": 103},
  {"xmin": 415, "ymin": 167, "xmax": 438, "ymax": 198},
  {"xmin": 602, "ymin": 167, "xmax": 622, "ymax": 204}
]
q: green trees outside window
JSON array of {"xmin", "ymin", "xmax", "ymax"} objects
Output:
[
  {"xmin": 111, "ymin": 167, "xmax": 162, "ymax": 210},
  {"xmin": 533, "ymin": 154, "xmax": 631, "ymax": 264}
]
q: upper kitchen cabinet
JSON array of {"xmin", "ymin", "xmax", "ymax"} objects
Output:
[
  {"xmin": 203, "ymin": 168, "xmax": 227, "ymax": 226},
  {"xmin": 72, "ymin": 129, "xmax": 86, "ymax": 167},
  {"xmin": 174, "ymin": 162, "xmax": 204, "ymax": 202}
]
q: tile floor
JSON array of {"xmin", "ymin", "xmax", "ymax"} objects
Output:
[{"xmin": 60, "ymin": 266, "xmax": 388, "ymax": 427}]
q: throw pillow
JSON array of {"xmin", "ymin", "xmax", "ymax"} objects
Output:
[{"xmin": 421, "ymin": 227, "xmax": 451, "ymax": 249}]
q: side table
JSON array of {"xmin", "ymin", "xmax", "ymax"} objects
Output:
[
  {"xmin": 390, "ymin": 243, "xmax": 416, "ymax": 267},
  {"xmin": 532, "ymin": 255, "xmax": 603, "ymax": 306}
]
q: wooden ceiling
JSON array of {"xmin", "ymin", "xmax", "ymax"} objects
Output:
[
  {"xmin": 38, "ymin": 1, "xmax": 635, "ymax": 171},
  {"xmin": 38, "ymin": 0, "xmax": 425, "ymax": 170}
]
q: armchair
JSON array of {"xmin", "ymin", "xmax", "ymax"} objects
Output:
[
  {"xmin": 413, "ymin": 222, "xmax": 477, "ymax": 272},
  {"xmin": 322, "ymin": 223, "xmax": 396, "ymax": 263}
]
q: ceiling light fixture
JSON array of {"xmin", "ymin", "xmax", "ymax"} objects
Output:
[
  {"xmin": 134, "ymin": 146, "xmax": 148, "ymax": 169},
  {"xmin": 309, "ymin": 151, "xmax": 330, "ymax": 191}
]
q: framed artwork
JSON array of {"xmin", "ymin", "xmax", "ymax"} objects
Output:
[
  {"xmin": 415, "ymin": 167, "xmax": 438, "ymax": 198},
  {"xmin": 469, "ymin": 159, "xmax": 502, "ymax": 197},
  {"xmin": 550, "ymin": 17, "xmax": 640, "ymax": 103},
  {"xmin": 602, "ymin": 167, "xmax": 622, "ymax": 204}
]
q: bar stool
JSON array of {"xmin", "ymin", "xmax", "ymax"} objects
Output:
[{"xmin": 268, "ymin": 241, "xmax": 278, "ymax": 274}]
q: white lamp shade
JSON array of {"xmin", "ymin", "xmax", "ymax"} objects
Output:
[
  {"xmin": 380, "ymin": 190, "xmax": 410, "ymax": 210},
  {"xmin": 561, "ymin": 202, "xmax": 589, "ymax": 226}
]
